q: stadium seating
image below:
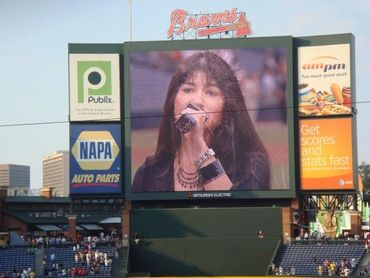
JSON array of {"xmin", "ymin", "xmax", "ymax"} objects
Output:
[
  {"xmin": 274, "ymin": 241, "xmax": 365, "ymax": 276},
  {"xmin": 0, "ymin": 246, "xmax": 35, "ymax": 276},
  {"xmin": 43, "ymin": 244, "xmax": 115, "ymax": 277},
  {"xmin": 364, "ymin": 258, "xmax": 370, "ymax": 274}
]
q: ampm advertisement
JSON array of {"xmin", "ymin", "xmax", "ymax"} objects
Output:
[
  {"xmin": 69, "ymin": 53, "xmax": 121, "ymax": 121},
  {"xmin": 70, "ymin": 124, "xmax": 122, "ymax": 194},
  {"xmin": 298, "ymin": 44, "xmax": 352, "ymax": 116},
  {"xmin": 300, "ymin": 118, "xmax": 353, "ymax": 190}
]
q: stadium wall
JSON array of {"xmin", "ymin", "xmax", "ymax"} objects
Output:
[{"xmin": 129, "ymin": 207, "xmax": 282, "ymax": 275}]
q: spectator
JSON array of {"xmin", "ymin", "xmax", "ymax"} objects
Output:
[
  {"xmin": 312, "ymin": 255, "xmax": 317, "ymax": 264},
  {"xmin": 323, "ymin": 258, "xmax": 329, "ymax": 269},
  {"xmin": 50, "ymin": 253, "xmax": 56, "ymax": 264},
  {"xmin": 359, "ymin": 267, "xmax": 368, "ymax": 276},
  {"xmin": 304, "ymin": 230, "xmax": 309, "ymax": 240},
  {"xmin": 350, "ymin": 257, "xmax": 355, "ymax": 269},
  {"xmin": 104, "ymin": 256, "xmax": 110, "ymax": 267},
  {"xmin": 258, "ymin": 229, "xmax": 264, "ymax": 239},
  {"xmin": 78, "ymin": 268, "xmax": 87, "ymax": 276},
  {"xmin": 86, "ymin": 251, "xmax": 91, "ymax": 266},
  {"xmin": 329, "ymin": 261, "xmax": 336, "ymax": 276},
  {"xmin": 365, "ymin": 240, "xmax": 368, "ymax": 253},
  {"xmin": 278, "ymin": 266, "xmax": 283, "ymax": 275},
  {"xmin": 70, "ymin": 267, "xmax": 76, "ymax": 278},
  {"xmin": 317, "ymin": 265, "xmax": 323, "ymax": 276}
]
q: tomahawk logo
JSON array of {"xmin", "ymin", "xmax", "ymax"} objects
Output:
[{"xmin": 77, "ymin": 60, "xmax": 113, "ymax": 103}]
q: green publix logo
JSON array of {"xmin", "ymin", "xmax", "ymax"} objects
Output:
[
  {"xmin": 88, "ymin": 96, "xmax": 112, "ymax": 103},
  {"xmin": 77, "ymin": 60, "xmax": 113, "ymax": 104}
]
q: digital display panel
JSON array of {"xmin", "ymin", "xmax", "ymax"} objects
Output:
[
  {"xmin": 124, "ymin": 37, "xmax": 296, "ymax": 200},
  {"xmin": 300, "ymin": 117, "xmax": 353, "ymax": 190},
  {"xmin": 70, "ymin": 123, "xmax": 122, "ymax": 194}
]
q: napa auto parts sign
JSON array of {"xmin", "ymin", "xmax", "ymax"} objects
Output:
[
  {"xmin": 167, "ymin": 8, "xmax": 252, "ymax": 38},
  {"xmin": 70, "ymin": 124, "xmax": 121, "ymax": 194}
]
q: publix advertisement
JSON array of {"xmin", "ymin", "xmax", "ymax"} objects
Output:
[
  {"xmin": 70, "ymin": 124, "xmax": 122, "ymax": 194},
  {"xmin": 298, "ymin": 44, "xmax": 352, "ymax": 116},
  {"xmin": 69, "ymin": 53, "xmax": 121, "ymax": 122}
]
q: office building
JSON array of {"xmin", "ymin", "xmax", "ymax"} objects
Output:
[
  {"xmin": 0, "ymin": 164, "xmax": 30, "ymax": 188},
  {"xmin": 42, "ymin": 151, "xmax": 69, "ymax": 197}
]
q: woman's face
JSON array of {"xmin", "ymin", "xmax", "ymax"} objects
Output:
[{"xmin": 174, "ymin": 71, "xmax": 225, "ymax": 131}]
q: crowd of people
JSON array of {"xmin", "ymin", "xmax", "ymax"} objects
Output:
[
  {"xmin": 22, "ymin": 230, "xmax": 120, "ymax": 249},
  {"xmin": 271, "ymin": 229, "xmax": 370, "ymax": 277},
  {"xmin": 0, "ymin": 268, "xmax": 36, "ymax": 278},
  {"xmin": 0, "ymin": 231, "xmax": 122, "ymax": 278},
  {"xmin": 22, "ymin": 234, "xmax": 69, "ymax": 250},
  {"xmin": 41, "ymin": 231, "xmax": 121, "ymax": 277},
  {"xmin": 273, "ymin": 257, "xmax": 356, "ymax": 276},
  {"xmin": 315, "ymin": 257, "xmax": 354, "ymax": 276}
]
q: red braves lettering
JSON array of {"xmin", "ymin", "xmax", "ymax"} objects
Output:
[{"xmin": 167, "ymin": 8, "xmax": 250, "ymax": 38}]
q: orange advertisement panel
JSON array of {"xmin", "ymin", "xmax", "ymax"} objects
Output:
[{"xmin": 300, "ymin": 118, "xmax": 353, "ymax": 190}]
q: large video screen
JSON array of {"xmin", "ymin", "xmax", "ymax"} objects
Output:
[{"xmin": 124, "ymin": 37, "xmax": 296, "ymax": 200}]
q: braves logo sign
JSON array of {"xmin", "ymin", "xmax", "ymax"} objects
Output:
[{"xmin": 167, "ymin": 8, "xmax": 252, "ymax": 39}]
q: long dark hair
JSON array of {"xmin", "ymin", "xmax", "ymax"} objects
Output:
[{"xmin": 148, "ymin": 51, "xmax": 270, "ymax": 189}]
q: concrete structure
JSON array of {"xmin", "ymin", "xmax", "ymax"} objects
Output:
[
  {"xmin": 0, "ymin": 164, "xmax": 30, "ymax": 189},
  {"xmin": 42, "ymin": 151, "xmax": 69, "ymax": 197}
]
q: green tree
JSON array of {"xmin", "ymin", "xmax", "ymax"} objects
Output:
[{"xmin": 359, "ymin": 162, "xmax": 370, "ymax": 191}]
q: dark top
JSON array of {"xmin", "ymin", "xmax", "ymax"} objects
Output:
[{"xmin": 132, "ymin": 152, "xmax": 270, "ymax": 192}]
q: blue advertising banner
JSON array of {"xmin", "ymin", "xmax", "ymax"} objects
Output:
[{"xmin": 70, "ymin": 124, "xmax": 122, "ymax": 194}]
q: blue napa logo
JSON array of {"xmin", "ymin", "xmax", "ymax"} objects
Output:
[
  {"xmin": 78, "ymin": 141, "xmax": 113, "ymax": 161},
  {"xmin": 71, "ymin": 131, "xmax": 119, "ymax": 170}
]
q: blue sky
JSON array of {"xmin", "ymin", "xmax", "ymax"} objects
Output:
[{"xmin": 0, "ymin": 0, "xmax": 369, "ymax": 188}]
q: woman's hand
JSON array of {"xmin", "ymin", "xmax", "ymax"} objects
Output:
[{"xmin": 176, "ymin": 103, "xmax": 208, "ymax": 142}]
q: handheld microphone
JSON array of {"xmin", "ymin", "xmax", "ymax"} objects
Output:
[{"xmin": 175, "ymin": 103, "xmax": 202, "ymax": 134}]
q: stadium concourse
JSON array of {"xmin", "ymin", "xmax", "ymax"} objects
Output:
[
  {"xmin": 0, "ymin": 186, "xmax": 128, "ymax": 277},
  {"xmin": 1, "ymin": 184, "xmax": 369, "ymax": 277}
]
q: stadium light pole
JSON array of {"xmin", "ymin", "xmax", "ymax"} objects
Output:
[{"xmin": 128, "ymin": 0, "xmax": 132, "ymax": 41}]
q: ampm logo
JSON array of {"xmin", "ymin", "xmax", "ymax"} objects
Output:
[
  {"xmin": 302, "ymin": 56, "xmax": 346, "ymax": 73},
  {"xmin": 71, "ymin": 131, "xmax": 120, "ymax": 170},
  {"xmin": 77, "ymin": 60, "xmax": 112, "ymax": 103}
]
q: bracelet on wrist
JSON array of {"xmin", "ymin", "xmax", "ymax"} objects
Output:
[
  {"xmin": 198, "ymin": 159, "xmax": 225, "ymax": 184},
  {"xmin": 194, "ymin": 148, "xmax": 215, "ymax": 169}
]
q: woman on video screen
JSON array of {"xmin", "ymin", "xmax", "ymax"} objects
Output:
[{"xmin": 132, "ymin": 51, "xmax": 270, "ymax": 192}]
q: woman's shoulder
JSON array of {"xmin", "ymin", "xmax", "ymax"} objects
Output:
[
  {"xmin": 131, "ymin": 158, "xmax": 173, "ymax": 192},
  {"xmin": 131, "ymin": 162, "xmax": 150, "ymax": 192}
]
